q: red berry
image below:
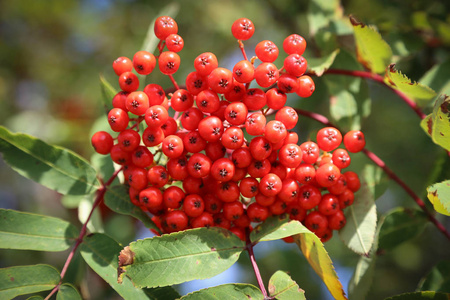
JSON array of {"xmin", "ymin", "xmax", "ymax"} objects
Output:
[
  {"xmin": 108, "ymin": 108, "xmax": 129, "ymax": 132},
  {"xmin": 154, "ymin": 16, "xmax": 178, "ymax": 40},
  {"xmin": 158, "ymin": 51, "xmax": 180, "ymax": 75},
  {"xmin": 278, "ymin": 144, "xmax": 302, "ymax": 168},
  {"xmin": 239, "ymin": 177, "xmax": 259, "ymax": 198},
  {"xmin": 294, "ymin": 163, "xmax": 316, "ymax": 184},
  {"xmin": 231, "ymin": 147, "xmax": 252, "ymax": 169},
  {"xmin": 113, "ymin": 56, "xmax": 133, "ymax": 76},
  {"xmin": 132, "ymin": 146, "xmax": 154, "ymax": 168},
  {"xmin": 259, "ymin": 173, "xmax": 282, "ymax": 197},
  {"xmin": 300, "ymin": 141, "xmax": 320, "ymax": 164},
  {"xmin": 147, "ymin": 165, "xmax": 169, "ymax": 188},
  {"xmin": 139, "ymin": 187, "xmax": 163, "ymax": 211},
  {"xmin": 283, "ymin": 34, "xmax": 306, "ymax": 55},
  {"xmin": 316, "ymin": 163, "xmax": 341, "ymax": 188},
  {"xmin": 198, "ymin": 116, "xmax": 223, "ymax": 142},
  {"xmin": 196, "ymin": 89, "xmax": 220, "ymax": 114},
  {"xmin": 171, "ymin": 89, "xmax": 194, "ymax": 112},
  {"xmin": 183, "ymin": 194, "xmax": 205, "ymax": 218},
  {"xmin": 187, "ymin": 153, "xmax": 212, "ymax": 178},
  {"xmin": 91, "ymin": 131, "xmax": 114, "ymax": 155},
  {"xmin": 117, "ymin": 129, "xmax": 141, "ymax": 152},
  {"xmin": 118, "ymin": 71, "xmax": 139, "ymax": 92},
  {"xmin": 304, "ymin": 211, "xmax": 328, "ymax": 237},
  {"xmin": 275, "ymin": 106, "xmax": 298, "ymax": 130},
  {"xmin": 181, "ymin": 107, "xmax": 204, "ymax": 131},
  {"xmin": 162, "ymin": 135, "xmax": 184, "ymax": 158},
  {"xmin": 255, "ymin": 40, "xmax": 279, "ymax": 63},
  {"xmin": 249, "ymin": 136, "xmax": 272, "ymax": 161},
  {"xmin": 296, "ymin": 75, "xmax": 315, "ymax": 98},
  {"xmin": 210, "ymin": 158, "xmax": 235, "ymax": 182},
  {"xmin": 191, "ymin": 212, "xmax": 214, "ymax": 228},
  {"xmin": 221, "ymin": 127, "xmax": 244, "ymax": 150},
  {"xmin": 316, "ymin": 127, "xmax": 342, "ymax": 152},
  {"xmin": 165, "ymin": 34, "xmax": 184, "ymax": 52},
  {"xmin": 283, "ymin": 54, "xmax": 307, "ymax": 77},
  {"xmin": 266, "ymin": 88, "xmax": 287, "ymax": 110},
  {"xmin": 277, "ymin": 178, "xmax": 299, "ymax": 204},
  {"xmin": 185, "ymin": 71, "xmax": 208, "ymax": 95},
  {"xmin": 145, "ymin": 105, "xmax": 169, "ymax": 128},
  {"xmin": 343, "ymin": 130, "xmax": 366, "ymax": 153},
  {"xmin": 243, "ymin": 88, "xmax": 266, "ymax": 111},
  {"xmin": 133, "ymin": 51, "xmax": 156, "ymax": 75},
  {"xmin": 247, "ymin": 202, "xmax": 269, "ymax": 222},
  {"xmin": 298, "ymin": 184, "xmax": 322, "ymax": 210},
  {"xmin": 167, "ymin": 156, "xmax": 189, "ymax": 180},
  {"xmin": 163, "ymin": 186, "xmax": 185, "ymax": 209},
  {"xmin": 194, "ymin": 52, "xmax": 219, "ymax": 77},
  {"xmin": 126, "ymin": 91, "xmax": 149, "ymax": 116},
  {"xmin": 332, "ymin": 148, "xmax": 351, "ymax": 169},
  {"xmin": 277, "ymin": 74, "xmax": 299, "ymax": 94},
  {"xmin": 343, "ymin": 171, "xmax": 361, "ymax": 192},
  {"xmin": 231, "ymin": 18, "xmax": 255, "ymax": 40},
  {"xmin": 224, "ymin": 102, "xmax": 248, "ymax": 125},
  {"xmin": 223, "ymin": 201, "xmax": 244, "ymax": 221},
  {"xmin": 328, "ymin": 210, "xmax": 346, "ymax": 230},
  {"xmin": 143, "ymin": 83, "xmax": 165, "ymax": 106},
  {"xmin": 318, "ymin": 193, "xmax": 340, "ymax": 215},
  {"xmin": 112, "ymin": 91, "xmax": 129, "ymax": 111},
  {"xmin": 233, "ymin": 60, "xmax": 255, "ymax": 83},
  {"xmin": 254, "ymin": 62, "xmax": 279, "ymax": 88},
  {"xmin": 164, "ymin": 210, "xmax": 188, "ymax": 233},
  {"xmin": 208, "ymin": 67, "xmax": 233, "ymax": 94},
  {"xmin": 265, "ymin": 120, "xmax": 287, "ymax": 144},
  {"xmin": 183, "ymin": 130, "xmax": 207, "ymax": 153}
]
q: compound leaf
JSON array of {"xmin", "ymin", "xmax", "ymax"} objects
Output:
[
  {"xmin": 0, "ymin": 209, "xmax": 78, "ymax": 252},
  {"xmin": 0, "ymin": 264, "xmax": 60, "ymax": 300},
  {"xmin": 351, "ymin": 16, "xmax": 392, "ymax": 74},
  {"xmin": 180, "ymin": 284, "xmax": 263, "ymax": 300},
  {"xmin": 80, "ymin": 233, "xmax": 179, "ymax": 300},
  {"xmin": 268, "ymin": 270, "xmax": 306, "ymax": 300},
  {"xmin": 118, "ymin": 227, "xmax": 245, "ymax": 288},
  {"xmin": 0, "ymin": 126, "xmax": 100, "ymax": 195}
]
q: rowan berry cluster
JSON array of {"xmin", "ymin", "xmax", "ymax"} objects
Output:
[{"xmin": 91, "ymin": 16, "xmax": 365, "ymax": 243}]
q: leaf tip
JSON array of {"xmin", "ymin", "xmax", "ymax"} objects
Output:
[{"xmin": 349, "ymin": 15, "xmax": 364, "ymax": 27}]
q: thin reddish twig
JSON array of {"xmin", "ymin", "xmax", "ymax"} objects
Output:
[
  {"xmin": 293, "ymin": 108, "xmax": 450, "ymax": 241},
  {"xmin": 245, "ymin": 228, "xmax": 271, "ymax": 299}
]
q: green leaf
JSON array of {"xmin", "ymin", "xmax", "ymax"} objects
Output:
[
  {"xmin": 0, "ymin": 209, "xmax": 78, "ymax": 251},
  {"xmin": 384, "ymin": 64, "xmax": 437, "ymax": 107},
  {"xmin": 307, "ymin": 0, "xmax": 344, "ymax": 35},
  {"xmin": 0, "ymin": 126, "xmax": 100, "ymax": 195},
  {"xmin": 99, "ymin": 74, "xmax": 116, "ymax": 114},
  {"xmin": 26, "ymin": 296, "xmax": 44, "ymax": 300},
  {"xmin": 329, "ymin": 89, "xmax": 358, "ymax": 122},
  {"xmin": 421, "ymin": 95, "xmax": 450, "ymax": 152},
  {"xmin": 79, "ymin": 197, "xmax": 104, "ymax": 233},
  {"xmin": 250, "ymin": 215, "xmax": 310, "ymax": 243},
  {"xmin": 180, "ymin": 284, "xmax": 263, "ymax": 300},
  {"xmin": 293, "ymin": 230, "xmax": 347, "ymax": 300},
  {"xmin": 339, "ymin": 165, "xmax": 378, "ymax": 256},
  {"xmin": 350, "ymin": 16, "xmax": 392, "ymax": 74},
  {"xmin": 118, "ymin": 227, "xmax": 245, "ymax": 288},
  {"xmin": 426, "ymin": 180, "xmax": 450, "ymax": 216},
  {"xmin": 384, "ymin": 291, "xmax": 450, "ymax": 300},
  {"xmin": 418, "ymin": 260, "xmax": 450, "ymax": 293},
  {"xmin": 104, "ymin": 185, "xmax": 159, "ymax": 232},
  {"xmin": 378, "ymin": 208, "xmax": 428, "ymax": 251},
  {"xmin": 0, "ymin": 264, "xmax": 60, "ymax": 299},
  {"xmin": 348, "ymin": 248, "xmax": 378, "ymax": 299},
  {"xmin": 91, "ymin": 152, "xmax": 120, "ymax": 187},
  {"xmin": 306, "ymin": 49, "xmax": 340, "ymax": 77},
  {"xmin": 420, "ymin": 59, "xmax": 450, "ymax": 97},
  {"xmin": 80, "ymin": 233, "xmax": 179, "ymax": 300},
  {"xmin": 57, "ymin": 283, "xmax": 82, "ymax": 300},
  {"xmin": 268, "ymin": 270, "xmax": 306, "ymax": 300}
]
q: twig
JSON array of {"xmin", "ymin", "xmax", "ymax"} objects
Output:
[{"xmin": 44, "ymin": 167, "xmax": 123, "ymax": 300}]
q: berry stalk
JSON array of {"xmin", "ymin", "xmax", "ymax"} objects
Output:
[{"xmin": 246, "ymin": 229, "xmax": 271, "ymax": 299}]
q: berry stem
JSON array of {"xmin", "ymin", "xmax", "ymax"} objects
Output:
[
  {"xmin": 245, "ymin": 229, "xmax": 271, "ymax": 299},
  {"xmin": 168, "ymin": 74, "xmax": 180, "ymax": 90},
  {"xmin": 293, "ymin": 108, "xmax": 450, "ymax": 242},
  {"xmin": 44, "ymin": 167, "xmax": 123, "ymax": 300},
  {"xmin": 320, "ymin": 69, "xmax": 427, "ymax": 119},
  {"xmin": 238, "ymin": 40, "xmax": 249, "ymax": 61}
]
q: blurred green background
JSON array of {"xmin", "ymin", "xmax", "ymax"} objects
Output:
[{"xmin": 1, "ymin": 0, "xmax": 450, "ymax": 299}]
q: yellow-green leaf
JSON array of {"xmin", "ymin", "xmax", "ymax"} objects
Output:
[
  {"xmin": 426, "ymin": 180, "xmax": 450, "ymax": 216},
  {"xmin": 384, "ymin": 64, "xmax": 437, "ymax": 107},
  {"xmin": 420, "ymin": 95, "xmax": 450, "ymax": 152},
  {"xmin": 351, "ymin": 16, "xmax": 392, "ymax": 74},
  {"xmin": 307, "ymin": 49, "xmax": 340, "ymax": 77}
]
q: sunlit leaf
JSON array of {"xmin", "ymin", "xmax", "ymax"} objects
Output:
[
  {"xmin": 420, "ymin": 95, "xmax": 450, "ymax": 152},
  {"xmin": 118, "ymin": 227, "xmax": 245, "ymax": 288},
  {"xmin": 339, "ymin": 165, "xmax": 378, "ymax": 256},
  {"xmin": 294, "ymin": 230, "xmax": 347, "ymax": 300},
  {"xmin": 268, "ymin": 270, "xmax": 305, "ymax": 300},
  {"xmin": 426, "ymin": 180, "xmax": 450, "ymax": 216},
  {"xmin": 0, "ymin": 126, "xmax": 100, "ymax": 195},
  {"xmin": 80, "ymin": 233, "xmax": 179, "ymax": 300},
  {"xmin": 0, "ymin": 209, "xmax": 78, "ymax": 252},
  {"xmin": 180, "ymin": 284, "xmax": 263, "ymax": 300},
  {"xmin": 378, "ymin": 208, "xmax": 428, "ymax": 250},
  {"xmin": 250, "ymin": 215, "xmax": 310, "ymax": 243},
  {"xmin": 104, "ymin": 185, "xmax": 159, "ymax": 232},
  {"xmin": 56, "ymin": 283, "xmax": 82, "ymax": 300},
  {"xmin": 351, "ymin": 16, "xmax": 392, "ymax": 74},
  {"xmin": 0, "ymin": 264, "xmax": 60, "ymax": 299},
  {"xmin": 384, "ymin": 291, "xmax": 450, "ymax": 300},
  {"xmin": 307, "ymin": 0, "xmax": 344, "ymax": 35},
  {"xmin": 78, "ymin": 197, "xmax": 103, "ymax": 233},
  {"xmin": 384, "ymin": 64, "xmax": 437, "ymax": 107},
  {"xmin": 307, "ymin": 49, "xmax": 340, "ymax": 77},
  {"xmin": 418, "ymin": 260, "xmax": 450, "ymax": 293}
]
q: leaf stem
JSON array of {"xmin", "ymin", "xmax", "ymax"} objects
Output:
[
  {"xmin": 321, "ymin": 69, "xmax": 427, "ymax": 119},
  {"xmin": 246, "ymin": 229, "xmax": 272, "ymax": 299},
  {"xmin": 293, "ymin": 108, "xmax": 450, "ymax": 242},
  {"xmin": 44, "ymin": 167, "xmax": 123, "ymax": 300}
]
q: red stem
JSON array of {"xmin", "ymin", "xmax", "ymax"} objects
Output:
[
  {"xmin": 246, "ymin": 229, "xmax": 270, "ymax": 299},
  {"xmin": 294, "ymin": 108, "xmax": 450, "ymax": 242},
  {"xmin": 322, "ymin": 69, "xmax": 427, "ymax": 119},
  {"xmin": 44, "ymin": 168, "xmax": 123, "ymax": 300},
  {"xmin": 168, "ymin": 74, "xmax": 180, "ymax": 90},
  {"xmin": 238, "ymin": 40, "xmax": 249, "ymax": 61}
]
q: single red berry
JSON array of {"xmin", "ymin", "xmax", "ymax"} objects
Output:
[
  {"xmin": 231, "ymin": 147, "xmax": 252, "ymax": 168},
  {"xmin": 127, "ymin": 167, "xmax": 148, "ymax": 191},
  {"xmin": 247, "ymin": 202, "xmax": 270, "ymax": 222},
  {"xmin": 255, "ymin": 40, "xmax": 279, "ymax": 63},
  {"xmin": 259, "ymin": 173, "xmax": 282, "ymax": 197},
  {"xmin": 277, "ymin": 74, "xmax": 299, "ymax": 94},
  {"xmin": 270, "ymin": 161, "xmax": 287, "ymax": 180},
  {"xmin": 194, "ymin": 52, "xmax": 219, "ymax": 77},
  {"xmin": 210, "ymin": 158, "xmax": 235, "ymax": 182},
  {"xmin": 118, "ymin": 71, "xmax": 139, "ymax": 92},
  {"xmin": 223, "ymin": 201, "xmax": 244, "ymax": 221},
  {"xmin": 181, "ymin": 107, "xmax": 204, "ymax": 131},
  {"xmin": 283, "ymin": 54, "xmax": 307, "ymax": 77},
  {"xmin": 113, "ymin": 56, "xmax": 133, "ymax": 76},
  {"xmin": 270, "ymin": 199, "xmax": 287, "ymax": 215},
  {"xmin": 145, "ymin": 105, "xmax": 169, "ymax": 128},
  {"xmin": 167, "ymin": 156, "xmax": 189, "ymax": 180},
  {"xmin": 183, "ymin": 194, "xmax": 205, "ymax": 218},
  {"xmin": 142, "ymin": 126, "xmax": 165, "ymax": 147},
  {"xmin": 196, "ymin": 89, "xmax": 221, "ymax": 114},
  {"xmin": 126, "ymin": 91, "xmax": 149, "ymax": 116},
  {"xmin": 343, "ymin": 130, "xmax": 366, "ymax": 153},
  {"xmin": 162, "ymin": 135, "xmax": 184, "ymax": 158},
  {"xmin": 224, "ymin": 80, "xmax": 246, "ymax": 102},
  {"xmin": 332, "ymin": 148, "xmax": 351, "ymax": 169},
  {"xmin": 185, "ymin": 71, "xmax": 208, "ymax": 95},
  {"xmin": 233, "ymin": 214, "xmax": 251, "ymax": 228},
  {"xmin": 187, "ymin": 153, "xmax": 212, "ymax": 178},
  {"xmin": 163, "ymin": 186, "xmax": 185, "ymax": 209},
  {"xmin": 233, "ymin": 60, "xmax": 255, "ymax": 83},
  {"xmin": 265, "ymin": 120, "xmax": 287, "ymax": 144},
  {"xmin": 216, "ymin": 181, "xmax": 240, "ymax": 203},
  {"xmin": 249, "ymin": 136, "xmax": 272, "ymax": 161},
  {"xmin": 286, "ymin": 203, "xmax": 306, "ymax": 221},
  {"xmin": 133, "ymin": 51, "xmax": 156, "ymax": 75},
  {"xmin": 139, "ymin": 187, "xmax": 163, "ymax": 211},
  {"xmin": 239, "ymin": 177, "xmax": 259, "ymax": 198},
  {"xmin": 224, "ymin": 102, "xmax": 248, "ymax": 125},
  {"xmin": 132, "ymin": 146, "xmax": 154, "ymax": 168},
  {"xmin": 298, "ymin": 184, "xmax": 322, "ymax": 210},
  {"xmin": 158, "ymin": 51, "xmax": 180, "ymax": 75},
  {"xmin": 300, "ymin": 141, "xmax": 320, "ymax": 164},
  {"xmin": 296, "ymin": 75, "xmax": 315, "ymax": 98},
  {"xmin": 109, "ymin": 144, "xmax": 132, "ymax": 165},
  {"xmin": 112, "ymin": 91, "xmax": 129, "ymax": 111},
  {"xmin": 154, "ymin": 16, "xmax": 178, "ymax": 40},
  {"xmin": 304, "ymin": 211, "xmax": 328, "ymax": 237},
  {"xmin": 229, "ymin": 226, "xmax": 246, "ymax": 241},
  {"xmin": 338, "ymin": 188, "xmax": 355, "ymax": 208},
  {"xmin": 208, "ymin": 67, "xmax": 233, "ymax": 94},
  {"xmin": 118, "ymin": 129, "xmax": 141, "ymax": 153},
  {"xmin": 278, "ymin": 144, "xmax": 302, "ymax": 168},
  {"xmin": 221, "ymin": 127, "xmax": 244, "ymax": 150},
  {"xmin": 316, "ymin": 127, "xmax": 342, "ymax": 152},
  {"xmin": 243, "ymin": 88, "xmax": 266, "ymax": 111},
  {"xmin": 254, "ymin": 62, "xmax": 279, "ymax": 88},
  {"xmin": 204, "ymin": 194, "xmax": 223, "ymax": 214},
  {"xmin": 183, "ymin": 130, "xmax": 207, "ymax": 153},
  {"xmin": 316, "ymin": 163, "xmax": 341, "ymax": 188},
  {"xmin": 165, "ymin": 33, "xmax": 184, "ymax": 52},
  {"xmin": 108, "ymin": 108, "xmax": 129, "ymax": 132},
  {"xmin": 276, "ymin": 178, "xmax": 300, "ymax": 204},
  {"xmin": 231, "ymin": 18, "xmax": 255, "ymax": 40},
  {"xmin": 143, "ymin": 83, "xmax": 166, "ymax": 106},
  {"xmin": 318, "ymin": 193, "xmax": 340, "ymax": 215},
  {"xmin": 255, "ymin": 193, "xmax": 276, "ymax": 206},
  {"xmin": 213, "ymin": 212, "xmax": 231, "ymax": 229},
  {"xmin": 328, "ymin": 210, "xmax": 346, "ymax": 230},
  {"xmin": 247, "ymin": 159, "xmax": 271, "ymax": 178},
  {"xmin": 91, "ymin": 131, "xmax": 114, "ymax": 155},
  {"xmin": 205, "ymin": 141, "xmax": 226, "ymax": 161},
  {"xmin": 171, "ymin": 89, "xmax": 194, "ymax": 112},
  {"xmin": 147, "ymin": 165, "xmax": 169, "ymax": 188},
  {"xmin": 343, "ymin": 171, "xmax": 361, "ymax": 192},
  {"xmin": 191, "ymin": 212, "xmax": 214, "ymax": 228},
  {"xmin": 164, "ymin": 210, "xmax": 188, "ymax": 233},
  {"xmin": 266, "ymin": 88, "xmax": 287, "ymax": 110},
  {"xmin": 161, "ymin": 117, "xmax": 177, "ymax": 136},
  {"xmin": 198, "ymin": 116, "xmax": 223, "ymax": 142},
  {"xmin": 327, "ymin": 174, "xmax": 348, "ymax": 195},
  {"xmin": 294, "ymin": 163, "xmax": 316, "ymax": 184},
  {"xmin": 283, "ymin": 34, "xmax": 306, "ymax": 55},
  {"xmin": 182, "ymin": 176, "xmax": 204, "ymax": 195},
  {"xmin": 275, "ymin": 106, "xmax": 298, "ymax": 130}
]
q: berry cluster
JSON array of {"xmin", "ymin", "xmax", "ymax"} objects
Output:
[{"xmin": 91, "ymin": 17, "xmax": 366, "ymax": 243}]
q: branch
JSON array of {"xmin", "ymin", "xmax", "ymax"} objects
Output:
[
  {"xmin": 321, "ymin": 69, "xmax": 427, "ymax": 119},
  {"xmin": 44, "ymin": 167, "xmax": 123, "ymax": 300},
  {"xmin": 246, "ymin": 229, "xmax": 271, "ymax": 299},
  {"xmin": 294, "ymin": 108, "xmax": 450, "ymax": 242}
]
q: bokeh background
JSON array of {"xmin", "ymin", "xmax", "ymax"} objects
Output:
[{"xmin": 1, "ymin": 0, "xmax": 450, "ymax": 299}]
